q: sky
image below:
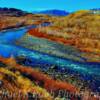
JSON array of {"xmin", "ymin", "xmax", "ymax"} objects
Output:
[{"xmin": 0, "ymin": 0, "xmax": 100, "ymax": 12}]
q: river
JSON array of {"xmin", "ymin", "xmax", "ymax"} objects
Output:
[{"xmin": 0, "ymin": 25, "xmax": 100, "ymax": 92}]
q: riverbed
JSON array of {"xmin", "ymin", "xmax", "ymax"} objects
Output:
[{"xmin": 0, "ymin": 25, "xmax": 100, "ymax": 92}]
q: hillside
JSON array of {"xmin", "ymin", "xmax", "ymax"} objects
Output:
[
  {"xmin": 0, "ymin": 8, "xmax": 52, "ymax": 30},
  {"xmin": 0, "ymin": 7, "xmax": 27, "ymax": 16},
  {"xmin": 30, "ymin": 10, "xmax": 100, "ymax": 61}
]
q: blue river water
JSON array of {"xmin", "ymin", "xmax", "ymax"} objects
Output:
[{"xmin": 0, "ymin": 26, "xmax": 100, "ymax": 92}]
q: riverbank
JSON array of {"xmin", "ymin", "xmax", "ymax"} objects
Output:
[{"xmin": 0, "ymin": 13, "xmax": 52, "ymax": 31}]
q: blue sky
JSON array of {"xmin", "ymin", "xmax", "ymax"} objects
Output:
[{"xmin": 0, "ymin": 0, "xmax": 100, "ymax": 12}]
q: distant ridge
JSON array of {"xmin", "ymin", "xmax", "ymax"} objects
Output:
[
  {"xmin": 32, "ymin": 9, "xmax": 69, "ymax": 16},
  {"xmin": 0, "ymin": 7, "xmax": 28, "ymax": 16}
]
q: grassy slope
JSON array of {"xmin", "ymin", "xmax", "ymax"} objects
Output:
[
  {"xmin": 52, "ymin": 10, "xmax": 100, "ymax": 53},
  {"xmin": 27, "ymin": 10, "xmax": 100, "ymax": 62}
]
